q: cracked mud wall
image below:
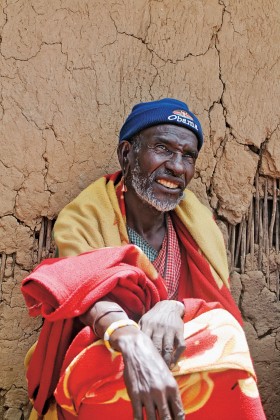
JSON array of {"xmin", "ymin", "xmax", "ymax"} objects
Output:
[{"xmin": 0, "ymin": 1, "xmax": 279, "ymax": 418}]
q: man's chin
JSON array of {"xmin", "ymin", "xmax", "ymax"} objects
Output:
[
  {"xmin": 130, "ymin": 172, "xmax": 184, "ymax": 212},
  {"xmin": 139, "ymin": 191, "xmax": 185, "ymax": 212}
]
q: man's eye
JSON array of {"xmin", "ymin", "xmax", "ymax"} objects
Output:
[
  {"xmin": 155, "ymin": 145, "xmax": 171, "ymax": 153},
  {"xmin": 183, "ymin": 152, "xmax": 196, "ymax": 161}
]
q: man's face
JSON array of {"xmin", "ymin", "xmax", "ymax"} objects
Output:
[{"xmin": 127, "ymin": 124, "xmax": 198, "ymax": 212}]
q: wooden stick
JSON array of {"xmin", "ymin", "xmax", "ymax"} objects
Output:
[
  {"xmin": 276, "ymin": 199, "xmax": 279, "ymax": 254},
  {"xmin": 234, "ymin": 219, "xmax": 244, "ymax": 268},
  {"xmin": 241, "ymin": 216, "xmax": 246, "ymax": 274},
  {"xmin": 263, "ymin": 178, "xmax": 269, "ymax": 255},
  {"xmin": 225, "ymin": 221, "xmax": 230, "ymax": 249},
  {"xmin": 255, "ymin": 174, "xmax": 260, "ymax": 242},
  {"xmin": 228, "ymin": 223, "xmax": 232, "ymax": 247},
  {"xmin": 247, "ymin": 198, "xmax": 253, "ymax": 253},
  {"xmin": 269, "ymin": 179, "xmax": 277, "ymax": 248},
  {"xmin": 258, "ymin": 201, "xmax": 263, "ymax": 270},
  {"xmin": 229, "ymin": 224, "xmax": 236, "ymax": 271},
  {"xmin": 38, "ymin": 218, "xmax": 45, "ymax": 263},
  {"xmin": 264, "ymin": 183, "xmax": 269, "ymax": 284},
  {"xmin": 228, "ymin": 224, "xmax": 232, "ymax": 268},
  {"xmin": 276, "ymin": 269, "xmax": 279, "ymax": 300},
  {"xmin": 251, "ymin": 206, "xmax": 255, "ymax": 268},
  {"xmin": 45, "ymin": 219, "xmax": 53, "ymax": 258},
  {"xmin": 264, "ymin": 179, "xmax": 270, "ymax": 286},
  {"xmin": 245, "ymin": 200, "xmax": 252, "ymax": 253}
]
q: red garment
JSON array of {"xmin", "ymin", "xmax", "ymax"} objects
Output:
[
  {"xmin": 22, "ymin": 245, "xmax": 167, "ymax": 415},
  {"xmin": 22, "ymin": 247, "xmax": 265, "ymax": 419},
  {"xmin": 153, "ymin": 214, "xmax": 181, "ymax": 299}
]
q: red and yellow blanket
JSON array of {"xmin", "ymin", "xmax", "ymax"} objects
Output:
[{"xmin": 21, "ymin": 172, "xmax": 266, "ymax": 419}]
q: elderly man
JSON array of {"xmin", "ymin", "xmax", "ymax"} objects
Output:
[{"xmin": 22, "ymin": 99, "xmax": 265, "ymax": 420}]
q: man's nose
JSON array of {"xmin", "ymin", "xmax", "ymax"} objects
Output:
[{"xmin": 165, "ymin": 152, "xmax": 185, "ymax": 175}]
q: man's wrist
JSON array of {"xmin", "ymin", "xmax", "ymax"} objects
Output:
[
  {"xmin": 80, "ymin": 300, "xmax": 128, "ymax": 338},
  {"xmin": 109, "ymin": 325, "xmax": 142, "ymax": 353}
]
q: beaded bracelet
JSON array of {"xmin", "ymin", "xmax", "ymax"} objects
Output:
[{"xmin": 103, "ymin": 319, "xmax": 140, "ymax": 354}]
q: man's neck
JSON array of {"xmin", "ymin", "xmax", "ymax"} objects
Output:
[{"xmin": 124, "ymin": 189, "xmax": 167, "ymax": 251}]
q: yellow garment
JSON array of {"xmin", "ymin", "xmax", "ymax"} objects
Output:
[
  {"xmin": 54, "ymin": 176, "xmax": 128, "ymax": 254},
  {"xmin": 29, "ymin": 404, "xmax": 58, "ymax": 420},
  {"xmin": 54, "ymin": 173, "xmax": 229, "ymax": 289}
]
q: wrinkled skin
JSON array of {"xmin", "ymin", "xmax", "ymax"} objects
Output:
[
  {"xmin": 118, "ymin": 125, "xmax": 198, "ymax": 251},
  {"xmin": 139, "ymin": 300, "xmax": 186, "ymax": 368},
  {"xmin": 82, "ymin": 299, "xmax": 186, "ymax": 419},
  {"xmin": 109, "ymin": 300, "xmax": 185, "ymax": 419},
  {"xmin": 116, "ymin": 328, "xmax": 185, "ymax": 420}
]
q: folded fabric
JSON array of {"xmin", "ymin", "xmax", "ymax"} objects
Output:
[
  {"xmin": 54, "ymin": 307, "xmax": 264, "ymax": 419},
  {"xmin": 22, "ymin": 245, "xmax": 167, "ymax": 414},
  {"xmin": 22, "ymin": 245, "xmax": 167, "ymax": 321}
]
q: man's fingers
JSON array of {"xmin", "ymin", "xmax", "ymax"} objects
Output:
[
  {"xmin": 151, "ymin": 333, "xmax": 163, "ymax": 355},
  {"xmin": 142, "ymin": 398, "xmax": 157, "ymax": 420},
  {"xmin": 155, "ymin": 387, "xmax": 184, "ymax": 420},
  {"xmin": 172, "ymin": 335, "xmax": 186, "ymax": 366},
  {"xmin": 155, "ymin": 402, "xmax": 173, "ymax": 420},
  {"xmin": 139, "ymin": 321, "xmax": 153, "ymax": 339},
  {"xmin": 162, "ymin": 334, "xmax": 176, "ymax": 367},
  {"xmin": 151, "ymin": 332, "xmax": 184, "ymax": 367},
  {"xmin": 168, "ymin": 391, "xmax": 185, "ymax": 419},
  {"xmin": 123, "ymin": 368, "xmax": 143, "ymax": 420},
  {"xmin": 129, "ymin": 391, "xmax": 143, "ymax": 420}
]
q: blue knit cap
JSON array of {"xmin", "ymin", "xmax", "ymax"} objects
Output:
[{"xmin": 119, "ymin": 98, "xmax": 203, "ymax": 150}]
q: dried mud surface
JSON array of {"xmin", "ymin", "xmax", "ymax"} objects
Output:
[{"xmin": 0, "ymin": 1, "xmax": 279, "ymax": 419}]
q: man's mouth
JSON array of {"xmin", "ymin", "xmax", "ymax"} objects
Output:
[{"xmin": 156, "ymin": 178, "xmax": 181, "ymax": 190}]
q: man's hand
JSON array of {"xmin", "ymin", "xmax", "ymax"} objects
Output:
[
  {"xmin": 111, "ymin": 327, "xmax": 185, "ymax": 420},
  {"xmin": 139, "ymin": 300, "xmax": 186, "ymax": 368},
  {"xmin": 81, "ymin": 299, "xmax": 186, "ymax": 419}
]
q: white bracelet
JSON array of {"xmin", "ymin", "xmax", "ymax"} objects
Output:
[{"xmin": 103, "ymin": 319, "xmax": 140, "ymax": 354}]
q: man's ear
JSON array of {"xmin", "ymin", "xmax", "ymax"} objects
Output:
[{"xmin": 117, "ymin": 141, "xmax": 132, "ymax": 177}]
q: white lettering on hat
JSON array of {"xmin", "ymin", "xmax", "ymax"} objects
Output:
[{"xmin": 167, "ymin": 115, "xmax": 198, "ymax": 131}]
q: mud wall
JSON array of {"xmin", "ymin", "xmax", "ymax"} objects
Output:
[{"xmin": 0, "ymin": 1, "xmax": 279, "ymax": 419}]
